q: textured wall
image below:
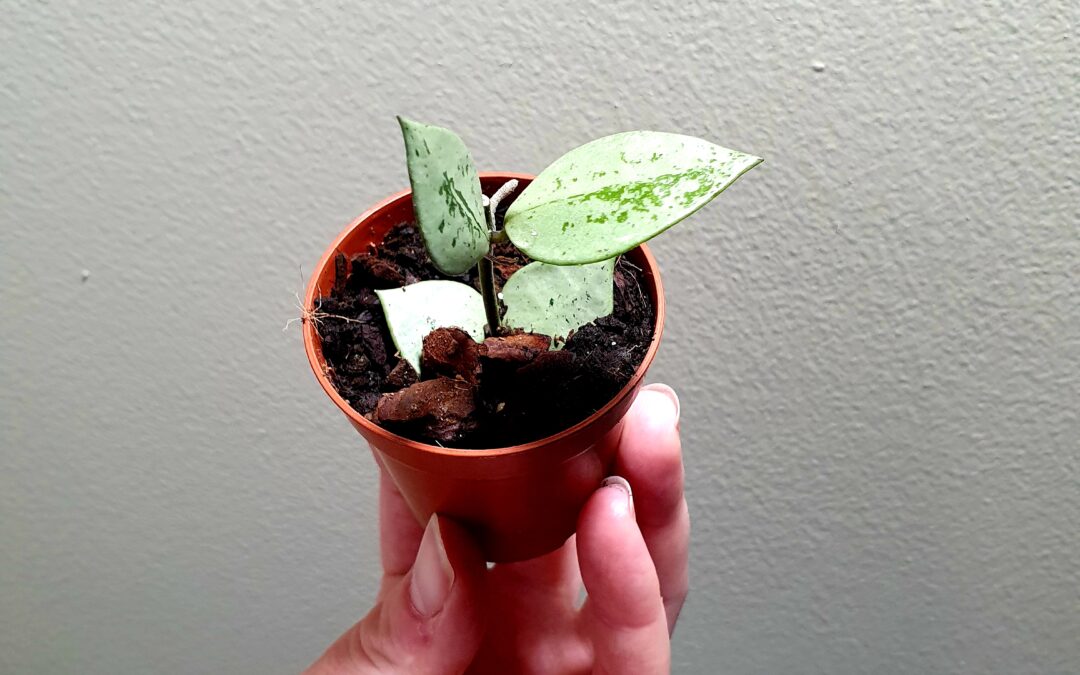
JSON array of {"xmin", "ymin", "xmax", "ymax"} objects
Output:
[{"xmin": 2, "ymin": 1, "xmax": 1077, "ymax": 673}]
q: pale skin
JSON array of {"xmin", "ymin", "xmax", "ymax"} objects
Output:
[{"xmin": 305, "ymin": 384, "xmax": 688, "ymax": 675}]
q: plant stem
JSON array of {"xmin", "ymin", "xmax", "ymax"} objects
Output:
[
  {"xmin": 477, "ymin": 179, "xmax": 519, "ymax": 336},
  {"xmin": 477, "ymin": 257, "xmax": 500, "ymax": 336}
]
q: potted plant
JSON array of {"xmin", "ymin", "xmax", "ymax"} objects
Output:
[{"xmin": 303, "ymin": 118, "xmax": 760, "ymax": 561}]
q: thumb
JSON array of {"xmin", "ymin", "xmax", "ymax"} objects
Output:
[{"xmin": 305, "ymin": 516, "xmax": 486, "ymax": 675}]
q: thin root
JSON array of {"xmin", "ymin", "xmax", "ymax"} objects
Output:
[{"xmin": 283, "ymin": 291, "xmax": 362, "ymax": 332}]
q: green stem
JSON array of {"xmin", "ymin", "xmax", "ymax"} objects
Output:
[
  {"xmin": 477, "ymin": 180, "xmax": 518, "ymax": 336},
  {"xmin": 477, "ymin": 257, "xmax": 500, "ymax": 336}
]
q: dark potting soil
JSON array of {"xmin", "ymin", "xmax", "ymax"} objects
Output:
[{"xmin": 314, "ymin": 221, "xmax": 655, "ymax": 448}]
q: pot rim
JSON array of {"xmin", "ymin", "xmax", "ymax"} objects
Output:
[{"xmin": 303, "ymin": 171, "xmax": 665, "ymax": 458}]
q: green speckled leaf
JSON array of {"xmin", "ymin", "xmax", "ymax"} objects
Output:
[
  {"xmin": 502, "ymin": 258, "xmax": 616, "ymax": 342},
  {"xmin": 376, "ymin": 280, "xmax": 486, "ymax": 374},
  {"xmin": 399, "ymin": 117, "xmax": 489, "ymax": 275},
  {"xmin": 504, "ymin": 131, "xmax": 762, "ymax": 264}
]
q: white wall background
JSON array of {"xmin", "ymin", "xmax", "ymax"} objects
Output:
[{"xmin": 2, "ymin": 1, "xmax": 1077, "ymax": 673}]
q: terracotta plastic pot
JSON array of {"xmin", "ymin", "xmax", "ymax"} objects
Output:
[{"xmin": 303, "ymin": 172, "xmax": 665, "ymax": 562}]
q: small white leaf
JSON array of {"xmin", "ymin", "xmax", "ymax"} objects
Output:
[{"xmin": 376, "ymin": 280, "xmax": 487, "ymax": 374}]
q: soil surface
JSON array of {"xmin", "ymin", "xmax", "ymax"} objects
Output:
[{"xmin": 314, "ymin": 220, "xmax": 655, "ymax": 448}]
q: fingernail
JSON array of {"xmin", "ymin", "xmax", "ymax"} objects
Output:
[
  {"xmin": 642, "ymin": 382, "xmax": 680, "ymax": 429},
  {"xmin": 409, "ymin": 516, "xmax": 454, "ymax": 618},
  {"xmin": 601, "ymin": 475, "xmax": 634, "ymax": 516}
]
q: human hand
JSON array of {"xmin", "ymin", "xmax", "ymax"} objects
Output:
[{"xmin": 304, "ymin": 383, "xmax": 687, "ymax": 674}]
